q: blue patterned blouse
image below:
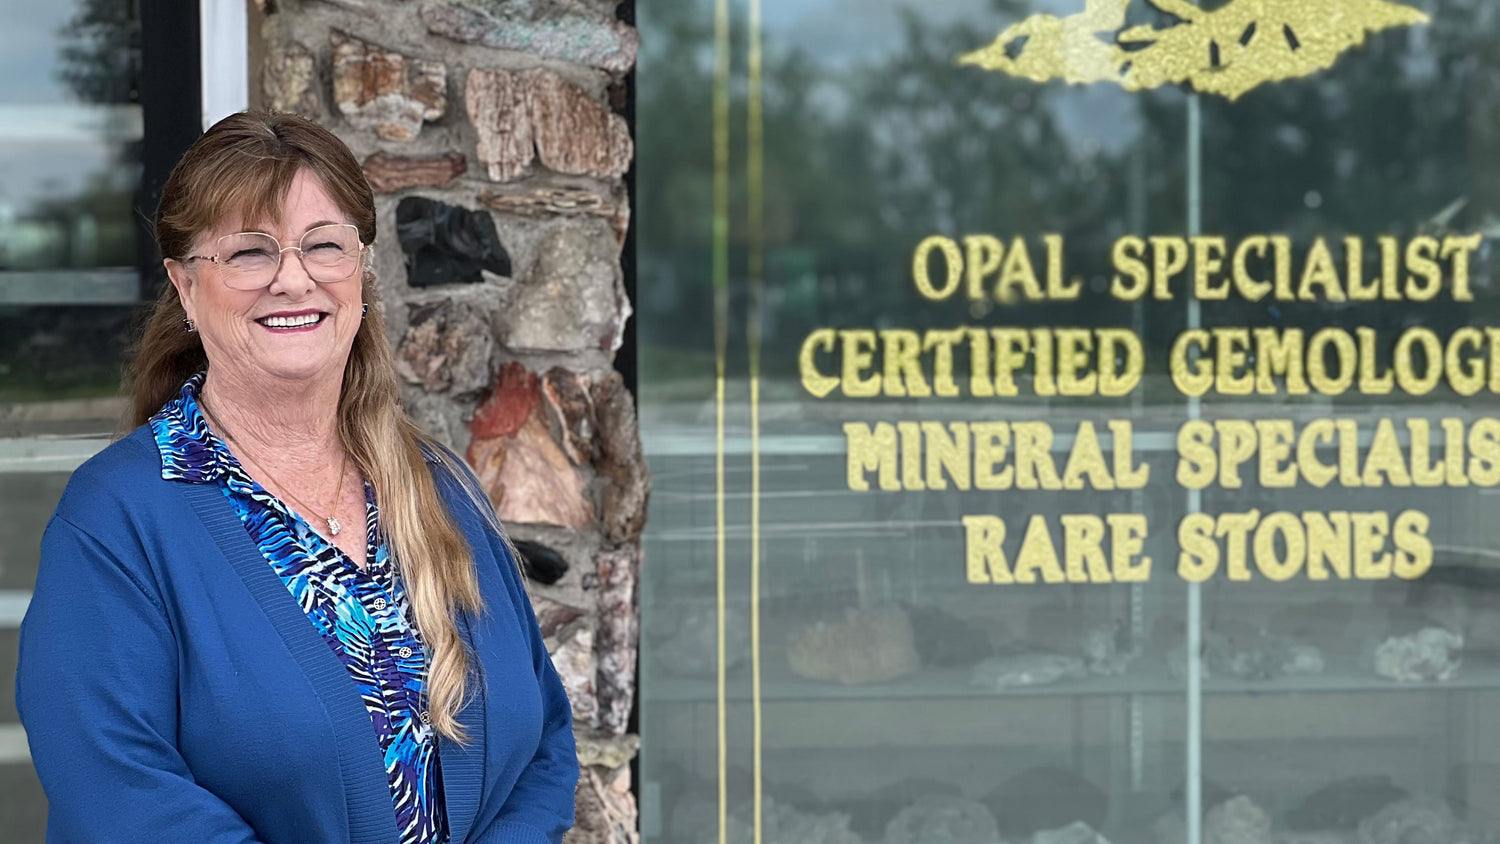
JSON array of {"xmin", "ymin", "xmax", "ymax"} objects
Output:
[{"xmin": 151, "ymin": 374, "xmax": 448, "ymax": 844}]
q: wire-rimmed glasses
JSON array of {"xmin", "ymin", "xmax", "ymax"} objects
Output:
[{"xmin": 184, "ymin": 224, "xmax": 365, "ymax": 290}]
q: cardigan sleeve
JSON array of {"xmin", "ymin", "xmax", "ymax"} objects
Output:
[
  {"xmin": 472, "ymin": 519, "xmax": 579, "ymax": 844},
  {"xmin": 17, "ymin": 516, "xmax": 268, "ymax": 844}
]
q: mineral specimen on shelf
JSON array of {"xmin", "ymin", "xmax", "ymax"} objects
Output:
[
  {"xmin": 362, "ymin": 152, "xmax": 466, "ymax": 193},
  {"xmin": 1081, "ymin": 622, "xmax": 1135, "ymax": 676},
  {"xmin": 1373, "ymin": 628, "xmax": 1463, "ymax": 683},
  {"xmin": 330, "ymin": 30, "xmax": 445, "ymax": 141},
  {"xmin": 787, "ymin": 604, "xmax": 919, "ymax": 685},
  {"xmin": 718, "ymin": 797, "xmax": 862, "ymax": 844},
  {"xmin": 395, "ymin": 299, "xmax": 494, "ymax": 394},
  {"xmin": 1168, "ymin": 633, "xmax": 1325, "ymax": 682},
  {"xmin": 1206, "ymin": 796, "xmax": 1272, "ymax": 844},
  {"xmin": 903, "ymin": 603, "xmax": 992, "ymax": 668},
  {"xmin": 827, "ymin": 778, "xmax": 964, "ymax": 840},
  {"xmin": 987, "ymin": 766, "xmax": 1107, "ymax": 838},
  {"xmin": 971, "ymin": 653, "xmax": 1086, "ymax": 690},
  {"xmin": 884, "ymin": 795, "xmax": 1000, "ymax": 844},
  {"xmin": 1032, "ymin": 821, "xmax": 1112, "ymax": 844},
  {"xmin": 654, "ymin": 605, "xmax": 748, "ymax": 677},
  {"xmin": 1356, "ymin": 797, "xmax": 1459, "ymax": 844},
  {"xmin": 1287, "ymin": 775, "xmax": 1407, "ymax": 830},
  {"xmin": 512, "ymin": 538, "xmax": 569, "ymax": 585},
  {"xmin": 396, "ymin": 197, "xmax": 511, "ymax": 287}
]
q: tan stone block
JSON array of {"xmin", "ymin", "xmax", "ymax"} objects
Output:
[{"xmin": 331, "ymin": 30, "xmax": 446, "ymax": 141}]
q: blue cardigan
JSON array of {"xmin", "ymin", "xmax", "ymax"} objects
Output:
[{"xmin": 16, "ymin": 427, "xmax": 578, "ymax": 843}]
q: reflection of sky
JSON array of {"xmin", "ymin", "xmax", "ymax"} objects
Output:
[
  {"xmin": 0, "ymin": 0, "xmax": 87, "ymax": 104},
  {"xmin": 0, "ymin": 0, "xmax": 133, "ymax": 214},
  {"xmin": 758, "ymin": 0, "xmax": 1142, "ymax": 158}
]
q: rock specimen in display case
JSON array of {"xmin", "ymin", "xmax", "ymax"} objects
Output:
[
  {"xmin": 787, "ymin": 604, "xmax": 919, "ymax": 685},
  {"xmin": 654, "ymin": 605, "xmax": 747, "ymax": 677},
  {"xmin": 1373, "ymin": 628, "xmax": 1463, "ymax": 682},
  {"xmin": 987, "ymin": 766, "xmax": 1108, "ymax": 838},
  {"xmin": 1168, "ymin": 633, "xmax": 1326, "ymax": 682},
  {"xmin": 1356, "ymin": 797, "xmax": 1461, "ymax": 844},
  {"xmin": 829, "ymin": 778, "xmax": 964, "ymax": 840},
  {"xmin": 719, "ymin": 797, "xmax": 863, "ymax": 844},
  {"xmin": 884, "ymin": 795, "xmax": 1000, "ymax": 844},
  {"xmin": 1287, "ymin": 775, "xmax": 1408, "ymax": 830},
  {"xmin": 903, "ymin": 604, "xmax": 993, "ymax": 668},
  {"xmin": 971, "ymin": 653, "xmax": 1087, "ymax": 690},
  {"xmin": 1205, "ymin": 796, "xmax": 1272, "ymax": 844},
  {"xmin": 1081, "ymin": 622, "xmax": 1136, "ymax": 676},
  {"xmin": 1031, "ymin": 822, "xmax": 1111, "ymax": 844}
]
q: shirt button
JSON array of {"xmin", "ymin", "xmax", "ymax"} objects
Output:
[
  {"xmin": 372, "ymin": 597, "xmax": 387, "ymax": 611},
  {"xmin": 419, "ymin": 711, "xmax": 432, "ymax": 726},
  {"xmin": 399, "ymin": 646, "xmax": 414, "ymax": 659}
]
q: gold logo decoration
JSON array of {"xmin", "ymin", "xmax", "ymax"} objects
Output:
[{"xmin": 960, "ymin": 0, "xmax": 1429, "ymax": 100}]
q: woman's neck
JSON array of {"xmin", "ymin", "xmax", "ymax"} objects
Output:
[{"xmin": 200, "ymin": 368, "xmax": 344, "ymax": 467}]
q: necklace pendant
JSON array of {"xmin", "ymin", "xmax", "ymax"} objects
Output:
[{"xmin": 327, "ymin": 516, "xmax": 342, "ymax": 536}]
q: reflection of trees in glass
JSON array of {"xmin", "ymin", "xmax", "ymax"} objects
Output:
[
  {"xmin": 638, "ymin": 0, "xmax": 1500, "ymax": 381},
  {"xmin": 56, "ymin": 0, "xmax": 142, "ymax": 105}
]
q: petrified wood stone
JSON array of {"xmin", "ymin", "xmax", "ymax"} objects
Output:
[
  {"xmin": 567, "ymin": 766, "xmax": 639, "ymax": 844},
  {"xmin": 395, "ymin": 299, "xmax": 493, "ymax": 394},
  {"xmin": 396, "ymin": 197, "xmax": 511, "ymax": 287},
  {"xmin": 885, "ymin": 795, "xmax": 998, "ymax": 844},
  {"xmin": 1206, "ymin": 797, "xmax": 1272, "ymax": 844},
  {"xmin": 575, "ymin": 732, "xmax": 639, "ymax": 771},
  {"xmin": 363, "ymin": 152, "xmax": 466, "ymax": 193},
  {"xmin": 542, "ymin": 367, "xmax": 596, "ymax": 467},
  {"xmin": 498, "ymin": 220, "xmax": 627, "ymax": 353},
  {"xmin": 787, "ymin": 604, "xmax": 919, "ymax": 685},
  {"xmin": 594, "ymin": 546, "xmax": 637, "ymax": 735},
  {"xmin": 465, "ymin": 67, "xmax": 632, "ymax": 182},
  {"xmin": 424, "ymin": 0, "xmax": 639, "ymax": 74},
  {"xmin": 331, "ymin": 30, "xmax": 446, "ymax": 141},
  {"xmin": 531, "ymin": 595, "xmax": 587, "ymax": 640},
  {"xmin": 477, "ymin": 183, "xmax": 629, "ymax": 245},
  {"xmin": 592, "ymin": 373, "xmax": 649, "ymax": 544},
  {"xmin": 264, "ymin": 42, "xmax": 319, "ymax": 116},
  {"xmin": 466, "ymin": 363, "xmax": 596, "ymax": 530},
  {"xmin": 548, "ymin": 620, "xmax": 597, "ymax": 728}
]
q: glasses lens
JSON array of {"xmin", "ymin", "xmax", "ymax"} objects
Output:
[
  {"xmin": 215, "ymin": 233, "xmax": 282, "ymax": 290},
  {"xmin": 300, "ymin": 225, "xmax": 362, "ymax": 283}
]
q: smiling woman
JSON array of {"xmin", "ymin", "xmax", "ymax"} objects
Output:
[{"xmin": 15, "ymin": 111, "xmax": 579, "ymax": 844}]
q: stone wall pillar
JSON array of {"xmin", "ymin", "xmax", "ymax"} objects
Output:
[{"xmin": 257, "ymin": 2, "xmax": 645, "ymax": 840}]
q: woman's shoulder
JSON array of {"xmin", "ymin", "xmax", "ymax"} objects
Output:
[{"xmin": 52, "ymin": 426, "xmax": 175, "ymax": 531}]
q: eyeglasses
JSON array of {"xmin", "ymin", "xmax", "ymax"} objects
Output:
[{"xmin": 184, "ymin": 224, "xmax": 366, "ymax": 290}]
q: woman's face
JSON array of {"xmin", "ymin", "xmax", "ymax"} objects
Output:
[{"xmin": 166, "ymin": 169, "xmax": 366, "ymax": 391}]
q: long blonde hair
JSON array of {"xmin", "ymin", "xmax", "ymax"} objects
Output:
[{"xmin": 129, "ymin": 111, "xmax": 483, "ymax": 740}]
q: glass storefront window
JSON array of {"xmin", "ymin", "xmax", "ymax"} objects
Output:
[
  {"xmin": 0, "ymin": 1, "xmax": 144, "ymax": 839},
  {"xmin": 637, "ymin": 1, "xmax": 1500, "ymax": 842}
]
